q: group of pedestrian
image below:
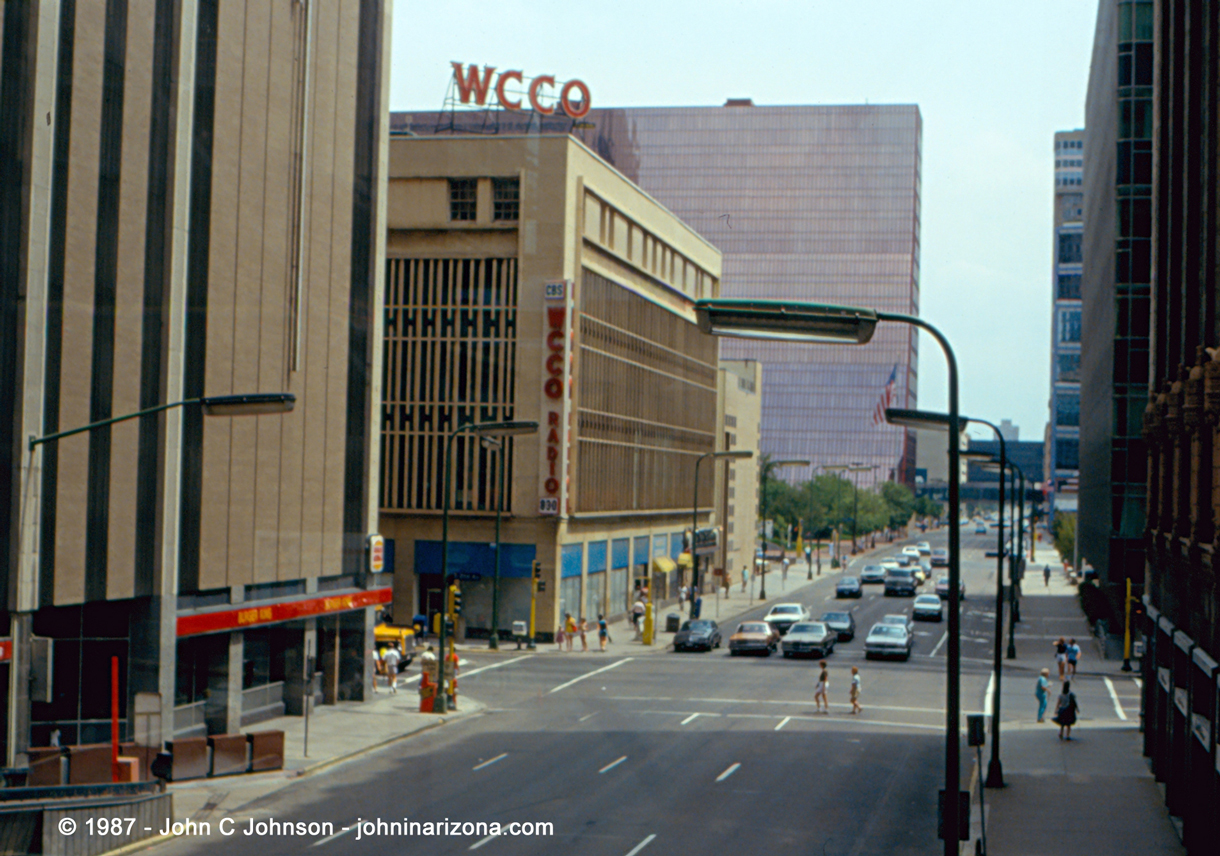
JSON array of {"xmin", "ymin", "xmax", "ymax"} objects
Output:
[
  {"xmin": 556, "ymin": 613, "xmax": 612, "ymax": 652},
  {"xmin": 813, "ymin": 662, "xmax": 862, "ymax": 715},
  {"xmin": 1035, "ymin": 636, "xmax": 1083, "ymax": 739},
  {"xmin": 371, "ymin": 642, "xmax": 402, "ymax": 694}
]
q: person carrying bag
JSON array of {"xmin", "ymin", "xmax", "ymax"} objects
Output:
[{"xmin": 1052, "ymin": 680, "xmax": 1080, "ymax": 740}]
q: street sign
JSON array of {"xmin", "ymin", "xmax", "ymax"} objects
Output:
[{"xmin": 455, "ymin": 572, "xmax": 482, "ymax": 582}]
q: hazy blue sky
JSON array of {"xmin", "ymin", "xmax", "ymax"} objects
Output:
[{"xmin": 390, "ymin": 1, "xmax": 1100, "ymax": 445}]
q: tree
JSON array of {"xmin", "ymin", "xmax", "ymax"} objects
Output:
[
  {"xmin": 914, "ymin": 495, "xmax": 944, "ymax": 520},
  {"xmin": 1052, "ymin": 512, "xmax": 1076, "ymax": 565},
  {"xmin": 879, "ymin": 480, "xmax": 916, "ymax": 531}
]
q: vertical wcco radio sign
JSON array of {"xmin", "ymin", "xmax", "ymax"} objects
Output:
[{"xmin": 450, "ymin": 63, "xmax": 591, "ymax": 119}]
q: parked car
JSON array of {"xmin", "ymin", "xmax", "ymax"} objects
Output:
[
  {"xmin": 836, "ymin": 576, "xmax": 863, "ymax": 598},
  {"xmin": 934, "ymin": 575, "xmax": 967, "ymax": 600},
  {"xmin": 782, "ymin": 622, "xmax": 837, "ymax": 658},
  {"xmin": 913, "ymin": 594, "xmax": 945, "ymax": 622},
  {"xmin": 673, "ymin": 619, "xmax": 721, "ymax": 652},
  {"xmin": 820, "ymin": 611, "xmax": 857, "ymax": 641},
  {"xmin": 975, "ymin": 523, "xmax": 988, "ymax": 534},
  {"xmin": 884, "ymin": 567, "xmax": 918, "ymax": 596},
  {"xmin": 880, "ymin": 613, "xmax": 914, "ymax": 634},
  {"xmin": 931, "ymin": 547, "xmax": 949, "ymax": 567},
  {"xmin": 916, "ymin": 541, "xmax": 932, "ymax": 555},
  {"xmin": 729, "ymin": 621, "xmax": 780, "ymax": 656},
  {"xmin": 864, "ymin": 622, "xmax": 913, "ymax": 660},
  {"xmin": 860, "ymin": 564, "xmax": 886, "ymax": 584},
  {"xmin": 763, "ymin": 603, "xmax": 810, "ymax": 635}
]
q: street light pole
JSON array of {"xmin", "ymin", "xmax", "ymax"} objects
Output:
[{"xmin": 695, "ymin": 298, "xmax": 964, "ymax": 854}]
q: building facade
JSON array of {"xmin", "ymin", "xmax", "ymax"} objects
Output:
[
  {"xmin": 717, "ymin": 360, "xmax": 762, "ymax": 588},
  {"xmin": 380, "ymin": 134, "xmax": 741, "ymax": 640},
  {"xmin": 1, "ymin": 0, "xmax": 391, "ymax": 765},
  {"xmin": 1048, "ymin": 129, "xmax": 1085, "ymax": 523},
  {"xmin": 393, "ymin": 100, "xmax": 923, "ymax": 492},
  {"xmin": 1139, "ymin": 0, "xmax": 1220, "ymax": 850},
  {"xmin": 1080, "ymin": 0, "xmax": 1153, "ymax": 614}
]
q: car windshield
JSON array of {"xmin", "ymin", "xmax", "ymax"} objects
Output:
[
  {"xmin": 770, "ymin": 605, "xmax": 800, "ymax": 614},
  {"xmin": 822, "ymin": 612, "xmax": 849, "ymax": 622},
  {"xmin": 682, "ymin": 620, "xmax": 713, "ymax": 632},
  {"xmin": 738, "ymin": 623, "xmax": 769, "ymax": 634},
  {"xmin": 870, "ymin": 625, "xmax": 904, "ymax": 637},
  {"xmin": 839, "ymin": 577, "xmax": 858, "ymax": 584},
  {"xmin": 788, "ymin": 623, "xmax": 825, "ymax": 635},
  {"xmin": 863, "ymin": 565, "xmax": 882, "ymax": 572},
  {"xmin": 915, "ymin": 596, "xmax": 941, "ymax": 606},
  {"xmin": 881, "ymin": 615, "xmax": 907, "ymax": 624},
  {"xmin": 888, "ymin": 570, "xmax": 912, "ymax": 578}
]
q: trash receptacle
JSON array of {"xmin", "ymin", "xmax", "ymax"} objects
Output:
[{"xmin": 666, "ymin": 613, "xmax": 681, "ymax": 633}]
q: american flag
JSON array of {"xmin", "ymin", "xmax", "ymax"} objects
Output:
[{"xmin": 872, "ymin": 364, "xmax": 898, "ymax": 426}]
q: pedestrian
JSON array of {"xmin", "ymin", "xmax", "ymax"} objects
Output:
[
  {"xmin": 741, "ymin": 566, "xmax": 748, "ymax": 593},
  {"xmin": 814, "ymin": 661, "xmax": 830, "ymax": 714},
  {"xmin": 632, "ymin": 598, "xmax": 645, "ymax": 631},
  {"xmin": 382, "ymin": 643, "xmax": 401, "ymax": 694},
  {"xmin": 371, "ymin": 645, "xmax": 382, "ymax": 694},
  {"xmin": 555, "ymin": 622, "xmax": 566, "ymax": 652},
  {"xmin": 849, "ymin": 666, "xmax": 862, "ymax": 714},
  {"xmin": 1043, "ymin": 564, "xmax": 1051, "ymax": 587},
  {"xmin": 597, "ymin": 614, "xmax": 609, "ymax": 651},
  {"xmin": 1054, "ymin": 636, "xmax": 1068, "ymax": 680},
  {"xmin": 1035, "ymin": 668, "xmax": 1052, "ymax": 722},
  {"xmin": 1066, "ymin": 638, "xmax": 1081, "ymax": 677},
  {"xmin": 679, "ymin": 584, "xmax": 688, "ymax": 612},
  {"xmin": 1053, "ymin": 680, "xmax": 1080, "ymax": 740},
  {"xmin": 564, "ymin": 613, "xmax": 576, "ymax": 652},
  {"xmin": 578, "ymin": 616, "xmax": 589, "ymax": 652}
]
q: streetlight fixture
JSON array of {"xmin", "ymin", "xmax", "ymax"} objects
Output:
[
  {"xmin": 28, "ymin": 392, "xmax": 296, "ymax": 450},
  {"xmin": 981, "ymin": 458, "xmax": 1027, "ymax": 649},
  {"xmin": 436, "ymin": 419, "xmax": 539, "ymax": 713},
  {"xmin": 758, "ymin": 457, "xmax": 810, "ymax": 600},
  {"xmin": 887, "ymin": 407, "xmax": 1010, "ymax": 789},
  {"xmin": 691, "ymin": 450, "xmax": 754, "ymax": 609},
  {"xmin": 698, "ymin": 298, "xmax": 965, "ymax": 853}
]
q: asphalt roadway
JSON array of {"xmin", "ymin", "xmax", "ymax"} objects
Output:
[{"xmin": 151, "ymin": 528, "xmax": 1022, "ymax": 856}]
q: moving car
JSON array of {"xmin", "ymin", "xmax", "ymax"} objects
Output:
[
  {"xmin": 860, "ymin": 564, "xmax": 886, "ymax": 584},
  {"xmin": 763, "ymin": 603, "xmax": 810, "ymax": 635},
  {"xmin": 836, "ymin": 576, "xmax": 863, "ymax": 598},
  {"xmin": 880, "ymin": 613, "xmax": 914, "ymax": 634},
  {"xmin": 864, "ymin": 622, "xmax": 913, "ymax": 660},
  {"xmin": 931, "ymin": 547, "xmax": 949, "ymax": 567},
  {"xmin": 934, "ymin": 575, "xmax": 967, "ymax": 600},
  {"xmin": 729, "ymin": 621, "xmax": 780, "ymax": 656},
  {"xmin": 820, "ymin": 611, "xmax": 857, "ymax": 641},
  {"xmin": 913, "ymin": 593, "xmax": 945, "ymax": 622},
  {"xmin": 901, "ymin": 546, "xmax": 922, "ymax": 560},
  {"xmin": 673, "ymin": 619, "xmax": 721, "ymax": 652},
  {"xmin": 975, "ymin": 523, "xmax": 988, "ymax": 534},
  {"xmin": 884, "ymin": 567, "xmax": 918, "ymax": 596},
  {"xmin": 916, "ymin": 541, "xmax": 932, "ymax": 555},
  {"xmin": 782, "ymin": 622, "xmax": 837, "ymax": 658}
]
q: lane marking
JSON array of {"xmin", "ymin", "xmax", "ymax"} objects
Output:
[
  {"xmin": 548, "ymin": 658, "xmax": 634, "ymax": 694},
  {"xmin": 312, "ymin": 825, "xmax": 356, "ymax": 847},
  {"xmin": 470, "ymin": 831, "xmax": 502, "ymax": 850},
  {"xmin": 578, "ymin": 712, "xmax": 598, "ymax": 722},
  {"xmin": 472, "ymin": 753, "xmax": 507, "ymax": 771},
  {"xmin": 1104, "ymin": 677, "xmax": 1128, "ymax": 721},
  {"xmin": 775, "ymin": 716, "xmax": 791, "ymax": 731},
  {"xmin": 1132, "ymin": 676, "xmax": 1143, "ymax": 689},
  {"xmin": 680, "ymin": 713, "xmax": 701, "ymax": 725},
  {"xmin": 398, "ymin": 654, "xmax": 535, "ymax": 685},
  {"xmin": 983, "ymin": 672, "xmax": 996, "ymax": 718},
  {"xmin": 929, "ymin": 631, "xmax": 948, "ymax": 657},
  {"xmin": 599, "ymin": 755, "xmax": 628, "ymax": 773},
  {"xmin": 715, "ymin": 762, "xmax": 741, "ymax": 782},
  {"xmin": 624, "ymin": 834, "xmax": 657, "ymax": 856}
]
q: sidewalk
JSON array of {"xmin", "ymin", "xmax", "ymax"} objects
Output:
[{"xmin": 975, "ymin": 546, "xmax": 1183, "ymax": 855}]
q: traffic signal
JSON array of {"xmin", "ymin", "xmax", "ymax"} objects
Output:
[{"xmin": 451, "ymin": 583, "xmax": 463, "ymax": 615}]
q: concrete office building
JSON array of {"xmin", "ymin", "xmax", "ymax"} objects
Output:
[
  {"xmin": 380, "ymin": 134, "xmax": 751, "ymax": 640},
  {"xmin": 1048, "ymin": 130, "xmax": 1084, "ymax": 523},
  {"xmin": 1, "ymin": 0, "xmax": 391, "ymax": 765},
  {"xmin": 393, "ymin": 100, "xmax": 923, "ymax": 491},
  {"xmin": 1079, "ymin": 0, "xmax": 1152, "ymax": 607},
  {"xmin": 717, "ymin": 360, "xmax": 762, "ymax": 588},
  {"xmin": 1139, "ymin": 0, "xmax": 1220, "ymax": 850}
]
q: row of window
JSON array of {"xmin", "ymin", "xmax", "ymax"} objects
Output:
[
  {"xmin": 1057, "ymin": 176, "xmax": 1082, "ymax": 187},
  {"xmin": 1056, "ymin": 139, "xmax": 1083, "ymax": 151},
  {"xmin": 1056, "ymin": 159, "xmax": 1083, "ymax": 168},
  {"xmin": 449, "ymin": 177, "xmax": 521, "ymax": 222}
]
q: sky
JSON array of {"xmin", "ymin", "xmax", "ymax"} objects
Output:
[{"xmin": 389, "ymin": 0, "xmax": 1101, "ymax": 446}]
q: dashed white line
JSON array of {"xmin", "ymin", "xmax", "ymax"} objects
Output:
[
  {"xmin": 929, "ymin": 631, "xmax": 948, "ymax": 657},
  {"xmin": 578, "ymin": 712, "xmax": 598, "ymax": 722},
  {"xmin": 775, "ymin": 716, "xmax": 791, "ymax": 731},
  {"xmin": 312, "ymin": 825, "xmax": 356, "ymax": 847},
  {"xmin": 469, "ymin": 831, "xmax": 502, "ymax": 850},
  {"xmin": 472, "ymin": 753, "xmax": 507, "ymax": 771},
  {"xmin": 680, "ymin": 713, "xmax": 701, "ymax": 725},
  {"xmin": 624, "ymin": 834, "xmax": 657, "ymax": 856},
  {"xmin": 715, "ymin": 762, "xmax": 741, "ymax": 782},
  {"xmin": 548, "ymin": 658, "xmax": 634, "ymax": 694},
  {"xmin": 462, "ymin": 655, "xmax": 536, "ymax": 678},
  {"xmin": 599, "ymin": 755, "xmax": 628, "ymax": 773},
  {"xmin": 1104, "ymin": 677, "xmax": 1128, "ymax": 721},
  {"xmin": 1132, "ymin": 676, "xmax": 1143, "ymax": 689}
]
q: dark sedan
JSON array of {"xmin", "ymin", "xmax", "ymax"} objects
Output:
[
  {"xmin": 835, "ymin": 576, "xmax": 862, "ymax": 598},
  {"xmin": 820, "ymin": 610, "xmax": 857, "ymax": 641},
  {"xmin": 781, "ymin": 622, "xmax": 837, "ymax": 658},
  {"xmin": 673, "ymin": 619, "xmax": 721, "ymax": 652}
]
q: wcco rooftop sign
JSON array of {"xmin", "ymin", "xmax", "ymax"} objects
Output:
[{"xmin": 450, "ymin": 63, "xmax": 591, "ymax": 119}]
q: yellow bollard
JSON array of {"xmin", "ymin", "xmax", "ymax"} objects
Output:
[{"xmin": 642, "ymin": 602, "xmax": 654, "ymax": 645}]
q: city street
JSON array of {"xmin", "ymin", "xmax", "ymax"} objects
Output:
[{"xmin": 143, "ymin": 529, "xmax": 1139, "ymax": 856}]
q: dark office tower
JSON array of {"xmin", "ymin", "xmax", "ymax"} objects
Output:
[
  {"xmin": 1139, "ymin": 1, "xmax": 1220, "ymax": 851},
  {"xmin": 1080, "ymin": 0, "xmax": 1152, "ymax": 613},
  {"xmin": 1049, "ymin": 130, "xmax": 1084, "ymax": 526}
]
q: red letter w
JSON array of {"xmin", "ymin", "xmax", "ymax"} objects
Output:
[{"xmin": 451, "ymin": 63, "xmax": 495, "ymax": 105}]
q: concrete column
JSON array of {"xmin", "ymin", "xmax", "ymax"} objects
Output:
[
  {"xmin": 319, "ymin": 615, "xmax": 340, "ymax": 705},
  {"xmin": 224, "ymin": 631, "xmax": 243, "ymax": 733}
]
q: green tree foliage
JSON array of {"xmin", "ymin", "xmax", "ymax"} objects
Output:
[
  {"xmin": 1052, "ymin": 512, "xmax": 1076, "ymax": 564},
  {"xmin": 758, "ymin": 463, "xmax": 926, "ymax": 544},
  {"xmin": 914, "ymin": 495, "xmax": 944, "ymax": 520}
]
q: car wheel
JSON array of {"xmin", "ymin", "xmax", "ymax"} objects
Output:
[
  {"xmin": 783, "ymin": 651, "xmax": 791, "ymax": 659},
  {"xmin": 730, "ymin": 649, "xmax": 739, "ymax": 657}
]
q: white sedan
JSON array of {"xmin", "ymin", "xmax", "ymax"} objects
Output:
[
  {"xmin": 912, "ymin": 593, "xmax": 945, "ymax": 622},
  {"xmin": 865, "ymin": 623, "xmax": 913, "ymax": 660},
  {"xmin": 762, "ymin": 603, "xmax": 810, "ymax": 635},
  {"xmin": 901, "ymin": 546, "xmax": 922, "ymax": 560}
]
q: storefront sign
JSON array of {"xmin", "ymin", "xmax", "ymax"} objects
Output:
[
  {"xmin": 691, "ymin": 527, "xmax": 719, "ymax": 557},
  {"xmin": 540, "ymin": 281, "xmax": 573, "ymax": 516},
  {"xmin": 177, "ymin": 588, "xmax": 392, "ymax": 637},
  {"xmin": 451, "ymin": 63, "xmax": 590, "ymax": 119},
  {"xmin": 0, "ymin": 638, "xmax": 11, "ymax": 662},
  {"xmin": 368, "ymin": 534, "xmax": 385, "ymax": 573}
]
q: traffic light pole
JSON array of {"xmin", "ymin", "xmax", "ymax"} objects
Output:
[{"xmin": 528, "ymin": 560, "xmax": 541, "ymax": 650}]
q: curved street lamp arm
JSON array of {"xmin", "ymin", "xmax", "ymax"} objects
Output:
[{"xmin": 29, "ymin": 398, "xmax": 201, "ymax": 451}]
